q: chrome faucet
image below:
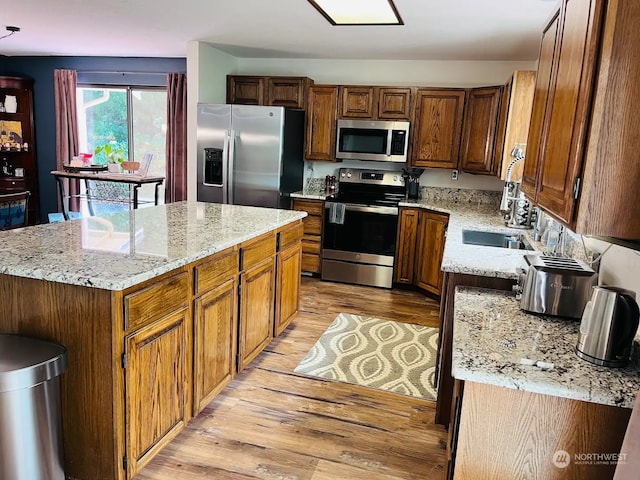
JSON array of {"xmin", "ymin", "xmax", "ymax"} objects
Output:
[{"xmin": 500, "ymin": 147, "xmax": 537, "ymax": 229}]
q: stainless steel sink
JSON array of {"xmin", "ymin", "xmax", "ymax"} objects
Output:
[{"xmin": 462, "ymin": 229, "xmax": 533, "ymax": 250}]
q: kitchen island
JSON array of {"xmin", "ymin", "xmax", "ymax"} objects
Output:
[
  {"xmin": 448, "ymin": 287, "xmax": 639, "ymax": 480},
  {"xmin": 0, "ymin": 202, "xmax": 306, "ymax": 480}
]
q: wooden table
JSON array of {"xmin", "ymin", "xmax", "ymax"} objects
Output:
[{"xmin": 51, "ymin": 170, "xmax": 165, "ymax": 219}]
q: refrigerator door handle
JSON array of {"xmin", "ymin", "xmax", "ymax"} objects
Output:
[
  {"xmin": 222, "ymin": 130, "xmax": 230, "ymax": 203},
  {"xmin": 228, "ymin": 129, "xmax": 237, "ymax": 204}
]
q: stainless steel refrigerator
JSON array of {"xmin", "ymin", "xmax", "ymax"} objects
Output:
[{"xmin": 196, "ymin": 104, "xmax": 305, "ymax": 209}]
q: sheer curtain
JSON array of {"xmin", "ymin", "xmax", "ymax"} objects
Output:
[
  {"xmin": 165, "ymin": 73, "xmax": 187, "ymax": 203},
  {"xmin": 54, "ymin": 69, "xmax": 79, "ymax": 211}
]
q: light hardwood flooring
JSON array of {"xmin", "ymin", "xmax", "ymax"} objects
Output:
[{"xmin": 137, "ymin": 277, "xmax": 447, "ymax": 480}]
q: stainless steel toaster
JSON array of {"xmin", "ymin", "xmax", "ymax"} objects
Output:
[{"xmin": 515, "ymin": 255, "xmax": 598, "ymax": 319}]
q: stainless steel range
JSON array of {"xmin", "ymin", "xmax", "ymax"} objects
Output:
[{"xmin": 322, "ymin": 168, "xmax": 405, "ymax": 289}]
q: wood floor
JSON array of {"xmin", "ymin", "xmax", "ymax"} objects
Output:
[{"xmin": 137, "ymin": 277, "xmax": 446, "ymax": 480}]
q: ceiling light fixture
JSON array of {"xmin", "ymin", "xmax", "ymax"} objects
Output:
[
  {"xmin": 0, "ymin": 26, "xmax": 20, "ymax": 40},
  {"xmin": 307, "ymin": 0, "xmax": 403, "ymax": 26}
]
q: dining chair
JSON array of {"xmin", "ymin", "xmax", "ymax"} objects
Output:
[{"xmin": 0, "ymin": 191, "xmax": 30, "ymax": 230}]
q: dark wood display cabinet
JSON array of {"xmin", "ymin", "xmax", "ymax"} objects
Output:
[{"xmin": 0, "ymin": 76, "xmax": 39, "ymax": 224}]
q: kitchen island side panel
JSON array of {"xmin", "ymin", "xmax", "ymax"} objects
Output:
[{"xmin": 0, "ymin": 274, "xmax": 120, "ymax": 480}]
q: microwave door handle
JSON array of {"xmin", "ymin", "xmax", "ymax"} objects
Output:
[{"xmin": 386, "ymin": 129, "xmax": 393, "ymax": 157}]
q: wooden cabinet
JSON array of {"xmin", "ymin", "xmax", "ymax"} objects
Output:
[
  {"xmin": 274, "ymin": 223, "xmax": 303, "ymax": 336},
  {"xmin": 124, "ymin": 307, "xmax": 189, "ymax": 477},
  {"xmin": 227, "ymin": 75, "xmax": 313, "ymax": 109},
  {"xmin": 377, "ymin": 87, "xmax": 412, "ymax": 120},
  {"xmin": 0, "ymin": 76, "xmax": 39, "ymax": 223},
  {"xmin": 292, "ymin": 198, "xmax": 324, "ymax": 274},
  {"xmin": 522, "ymin": 0, "xmax": 603, "ymax": 225},
  {"xmin": 494, "ymin": 71, "xmax": 536, "ymax": 181},
  {"xmin": 305, "ymin": 85, "xmax": 339, "ymax": 161},
  {"xmin": 394, "ymin": 209, "xmax": 419, "ymax": 285},
  {"xmin": 394, "ymin": 208, "xmax": 448, "ymax": 295},
  {"xmin": 339, "ymin": 86, "xmax": 375, "ymax": 118},
  {"xmin": 524, "ymin": 0, "xmax": 640, "ymax": 238},
  {"xmin": 459, "ymin": 86, "xmax": 502, "ymax": 175},
  {"xmin": 238, "ymin": 233, "xmax": 276, "ymax": 371},
  {"xmin": 193, "ymin": 248, "xmax": 239, "ymax": 414},
  {"xmin": 452, "ymin": 381, "xmax": 630, "ymax": 480},
  {"xmin": 226, "ymin": 75, "xmax": 264, "ymax": 105},
  {"xmin": 410, "ymin": 88, "xmax": 466, "ymax": 169}
]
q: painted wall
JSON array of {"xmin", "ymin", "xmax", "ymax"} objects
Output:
[
  {"xmin": 0, "ymin": 56, "xmax": 186, "ymax": 218},
  {"xmin": 583, "ymin": 238, "xmax": 640, "ymax": 297}
]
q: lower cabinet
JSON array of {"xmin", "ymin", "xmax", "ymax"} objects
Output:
[
  {"xmin": 237, "ymin": 233, "xmax": 277, "ymax": 371},
  {"xmin": 394, "ymin": 208, "xmax": 449, "ymax": 295},
  {"xmin": 275, "ymin": 242, "xmax": 303, "ymax": 336},
  {"xmin": 124, "ymin": 308, "xmax": 189, "ymax": 477},
  {"xmin": 292, "ymin": 198, "xmax": 324, "ymax": 274},
  {"xmin": 193, "ymin": 276, "xmax": 238, "ymax": 414}
]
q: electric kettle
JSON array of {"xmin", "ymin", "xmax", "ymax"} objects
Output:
[{"xmin": 576, "ymin": 286, "xmax": 640, "ymax": 367}]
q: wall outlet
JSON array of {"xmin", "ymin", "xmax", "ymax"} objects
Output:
[{"xmin": 451, "ymin": 170, "xmax": 459, "ymax": 181}]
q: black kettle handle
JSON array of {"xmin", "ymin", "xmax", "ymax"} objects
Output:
[{"xmin": 614, "ymin": 294, "xmax": 640, "ymax": 354}]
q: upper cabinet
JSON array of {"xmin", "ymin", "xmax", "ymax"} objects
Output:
[
  {"xmin": 494, "ymin": 71, "xmax": 536, "ymax": 180},
  {"xmin": 410, "ymin": 88, "xmax": 466, "ymax": 169},
  {"xmin": 227, "ymin": 75, "xmax": 313, "ymax": 109},
  {"xmin": 339, "ymin": 86, "xmax": 412, "ymax": 120},
  {"xmin": 377, "ymin": 87, "xmax": 412, "ymax": 120},
  {"xmin": 339, "ymin": 86, "xmax": 376, "ymax": 118},
  {"xmin": 0, "ymin": 76, "xmax": 39, "ymax": 224},
  {"xmin": 522, "ymin": 0, "xmax": 640, "ymax": 238},
  {"xmin": 459, "ymin": 86, "xmax": 502, "ymax": 175},
  {"xmin": 305, "ymin": 85, "xmax": 339, "ymax": 161}
]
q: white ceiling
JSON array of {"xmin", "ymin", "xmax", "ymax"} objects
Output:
[{"xmin": 1, "ymin": 0, "xmax": 557, "ymax": 60}]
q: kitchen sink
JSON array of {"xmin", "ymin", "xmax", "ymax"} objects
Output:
[{"xmin": 462, "ymin": 229, "xmax": 534, "ymax": 250}]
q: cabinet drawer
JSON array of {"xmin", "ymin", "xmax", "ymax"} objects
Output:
[
  {"xmin": 240, "ymin": 233, "xmax": 276, "ymax": 271},
  {"xmin": 303, "ymin": 216, "xmax": 322, "ymax": 236},
  {"xmin": 302, "ymin": 253, "xmax": 321, "ymax": 274},
  {"xmin": 194, "ymin": 248, "xmax": 239, "ymax": 295},
  {"xmin": 302, "ymin": 237, "xmax": 321, "ymax": 255},
  {"xmin": 124, "ymin": 271, "xmax": 189, "ymax": 332},
  {"xmin": 293, "ymin": 199, "xmax": 324, "ymax": 217},
  {"xmin": 278, "ymin": 222, "xmax": 304, "ymax": 251}
]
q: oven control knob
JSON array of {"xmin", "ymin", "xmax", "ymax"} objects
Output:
[
  {"xmin": 393, "ymin": 176, "xmax": 398, "ymax": 181},
  {"xmin": 341, "ymin": 172, "xmax": 346, "ymax": 177},
  {"xmin": 347, "ymin": 172, "xmax": 352, "ymax": 178}
]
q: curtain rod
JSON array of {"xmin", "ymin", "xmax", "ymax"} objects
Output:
[{"xmin": 77, "ymin": 70, "xmax": 179, "ymax": 75}]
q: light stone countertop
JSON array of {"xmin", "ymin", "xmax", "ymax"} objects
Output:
[
  {"xmin": 452, "ymin": 286, "xmax": 640, "ymax": 408},
  {"xmin": 290, "ymin": 187, "xmax": 333, "ymax": 201},
  {"xmin": 0, "ymin": 202, "xmax": 306, "ymax": 291}
]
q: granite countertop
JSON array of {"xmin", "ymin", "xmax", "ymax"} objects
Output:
[
  {"xmin": 290, "ymin": 187, "xmax": 332, "ymax": 200},
  {"xmin": 400, "ymin": 197, "xmax": 537, "ymax": 280},
  {"xmin": 452, "ymin": 286, "xmax": 640, "ymax": 408},
  {"xmin": 0, "ymin": 202, "xmax": 306, "ymax": 291}
]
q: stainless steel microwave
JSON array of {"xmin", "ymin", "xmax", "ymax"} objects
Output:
[{"xmin": 336, "ymin": 119, "xmax": 410, "ymax": 163}]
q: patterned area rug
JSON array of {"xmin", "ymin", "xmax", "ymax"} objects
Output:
[{"xmin": 294, "ymin": 313, "xmax": 438, "ymax": 401}]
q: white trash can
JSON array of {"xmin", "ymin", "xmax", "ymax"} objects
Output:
[{"xmin": 0, "ymin": 334, "xmax": 67, "ymax": 480}]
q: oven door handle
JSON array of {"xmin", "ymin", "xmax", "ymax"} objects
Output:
[{"xmin": 325, "ymin": 202, "xmax": 398, "ymax": 215}]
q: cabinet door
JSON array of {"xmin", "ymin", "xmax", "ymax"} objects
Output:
[
  {"xmin": 534, "ymin": 0, "xmax": 604, "ymax": 224},
  {"xmin": 410, "ymin": 89, "xmax": 466, "ymax": 169},
  {"xmin": 305, "ymin": 85, "xmax": 339, "ymax": 161},
  {"xmin": 377, "ymin": 87, "xmax": 412, "ymax": 120},
  {"xmin": 459, "ymin": 86, "xmax": 502, "ymax": 175},
  {"xmin": 293, "ymin": 199, "xmax": 324, "ymax": 274},
  {"xmin": 274, "ymin": 243, "xmax": 302, "ymax": 336},
  {"xmin": 125, "ymin": 308, "xmax": 189, "ymax": 477},
  {"xmin": 339, "ymin": 86, "xmax": 375, "ymax": 118},
  {"xmin": 267, "ymin": 77, "xmax": 308, "ymax": 109},
  {"xmin": 415, "ymin": 211, "xmax": 449, "ymax": 295},
  {"xmin": 193, "ymin": 277, "xmax": 238, "ymax": 414},
  {"xmin": 394, "ymin": 208, "xmax": 419, "ymax": 284},
  {"xmin": 238, "ymin": 258, "xmax": 276, "ymax": 370},
  {"xmin": 522, "ymin": 12, "xmax": 560, "ymax": 197},
  {"xmin": 227, "ymin": 76, "xmax": 265, "ymax": 105}
]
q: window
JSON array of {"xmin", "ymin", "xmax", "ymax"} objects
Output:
[{"xmin": 76, "ymin": 85, "xmax": 167, "ymax": 215}]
